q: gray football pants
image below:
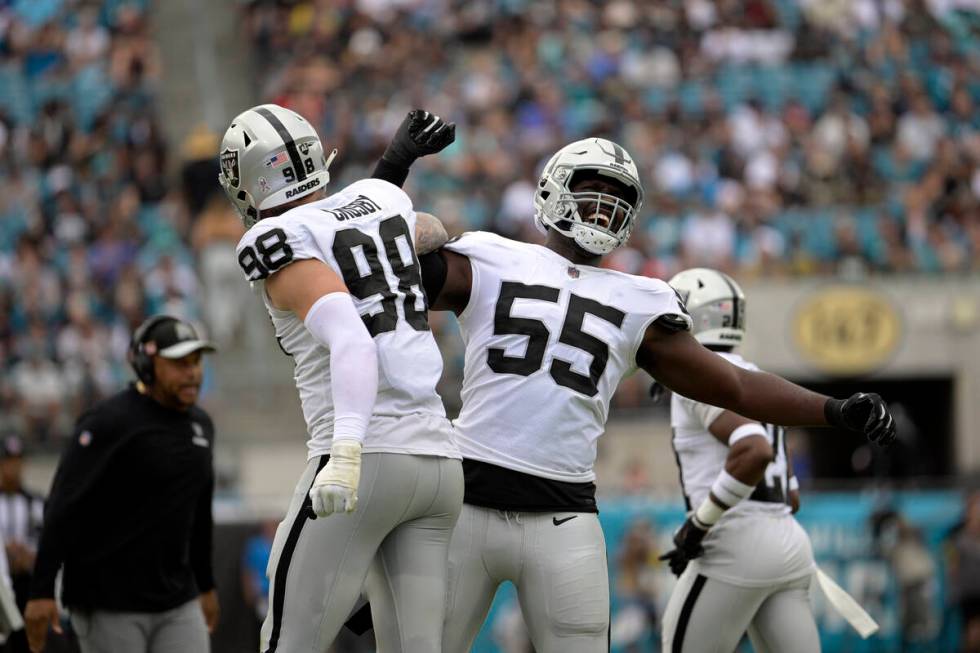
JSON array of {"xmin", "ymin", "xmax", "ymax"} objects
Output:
[
  {"xmin": 70, "ymin": 598, "xmax": 208, "ymax": 653},
  {"xmin": 443, "ymin": 505, "xmax": 609, "ymax": 653},
  {"xmin": 260, "ymin": 452, "xmax": 463, "ymax": 653},
  {"xmin": 661, "ymin": 567, "xmax": 821, "ymax": 653}
]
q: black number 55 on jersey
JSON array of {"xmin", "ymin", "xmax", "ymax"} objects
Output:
[{"xmin": 489, "ymin": 281, "xmax": 625, "ymax": 396}]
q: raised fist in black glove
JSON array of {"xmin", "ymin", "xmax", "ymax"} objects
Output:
[
  {"xmin": 658, "ymin": 516, "xmax": 709, "ymax": 577},
  {"xmin": 825, "ymin": 392, "xmax": 896, "ymax": 446},
  {"xmin": 382, "ymin": 110, "xmax": 456, "ymax": 168}
]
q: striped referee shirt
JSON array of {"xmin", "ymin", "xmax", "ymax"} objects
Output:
[{"xmin": 0, "ymin": 489, "xmax": 44, "ymax": 551}]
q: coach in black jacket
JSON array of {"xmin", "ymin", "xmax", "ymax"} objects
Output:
[{"xmin": 24, "ymin": 316, "xmax": 219, "ymax": 653}]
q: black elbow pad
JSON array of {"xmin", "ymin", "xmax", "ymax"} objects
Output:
[
  {"xmin": 419, "ymin": 250, "xmax": 448, "ymax": 306},
  {"xmin": 655, "ymin": 313, "xmax": 691, "ymax": 333}
]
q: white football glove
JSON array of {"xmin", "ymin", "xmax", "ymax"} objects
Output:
[{"xmin": 309, "ymin": 439, "xmax": 362, "ymax": 517}]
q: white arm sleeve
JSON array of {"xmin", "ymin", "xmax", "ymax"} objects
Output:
[
  {"xmin": 304, "ymin": 293, "xmax": 378, "ymax": 444},
  {"xmin": 692, "ymin": 401, "xmax": 726, "ymax": 430},
  {"xmin": 676, "ymin": 394, "xmax": 726, "ymax": 431}
]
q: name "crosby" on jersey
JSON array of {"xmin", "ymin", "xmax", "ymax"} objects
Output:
[{"xmin": 324, "ymin": 194, "xmax": 382, "ymax": 221}]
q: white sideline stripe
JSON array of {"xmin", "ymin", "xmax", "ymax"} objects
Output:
[{"xmin": 815, "ymin": 567, "xmax": 879, "ymax": 639}]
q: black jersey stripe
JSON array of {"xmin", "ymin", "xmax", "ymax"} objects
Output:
[
  {"xmin": 670, "ymin": 428, "xmax": 692, "ymax": 512},
  {"xmin": 254, "ymin": 107, "xmax": 308, "ymax": 182},
  {"xmin": 672, "ymin": 573, "xmax": 708, "ymax": 653},
  {"xmin": 263, "ymin": 455, "xmax": 328, "ymax": 653}
]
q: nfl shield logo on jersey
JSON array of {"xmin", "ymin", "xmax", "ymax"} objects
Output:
[
  {"xmin": 220, "ymin": 148, "xmax": 240, "ymax": 188},
  {"xmin": 567, "ymin": 266, "xmax": 580, "ymax": 278}
]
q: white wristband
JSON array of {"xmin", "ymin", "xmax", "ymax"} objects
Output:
[
  {"xmin": 789, "ymin": 476, "xmax": 800, "ymax": 491},
  {"xmin": 729, "ymin": 423, "xmax": 768, "ymax": 445},
  {"xmin": 694, "ymin": 497, "xmax": 725, "ymax": 528},
  {"xmin": 710, "ymin": 469, "xmax": 756, "ymax": 508}
]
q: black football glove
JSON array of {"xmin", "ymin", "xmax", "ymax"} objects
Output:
[
  {"xmin": 825, "ymin": 392, "xmax": 896, "ymax": 447},
  {"xmin": 658, "ymin": 516, "xmax": 709, "ymax": 577},
  {"xmin": 381, "ymin": 110, "xmax": 456, "ymax": 168}
]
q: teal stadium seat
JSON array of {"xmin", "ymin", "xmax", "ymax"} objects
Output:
[
  {"xmin": 0, "ymin": 64, "xmax": 33, "ymax": 124},
  {"xmin": 71, "ymin": 64, "xmax": 114, "ymax": 130},
  {"xmin": 12, "ymin": 0, "xmax": 64, "ymax": 27},
  {"xmin": 790, "ymin": 63, "xmax": 835, "ymax": 114}
]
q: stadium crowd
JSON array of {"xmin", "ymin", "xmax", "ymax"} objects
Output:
[
  {"xmin": 244, "ymin": 0, "xmax": 980, "ymax": 411},
  {"xmin": 247, "ymin": 0, "xmax": 980, "ymax": 281},
  {"xmin": 0, "ymin": 0, "xmax": 209, "ymax": 445},
  {"xmin": 0, "ymin": 0, "xmax": 978, "ymax": 445}
]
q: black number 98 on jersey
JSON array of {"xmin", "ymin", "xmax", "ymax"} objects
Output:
[
  {"xmin": 238, "ymin": 228, "xmax": 294, "ymax": 281},
  {"xmin": 332, "ymin": 215, "xmax": 429, "ymax": 337}
]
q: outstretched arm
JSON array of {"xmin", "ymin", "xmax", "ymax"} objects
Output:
[
  {"xmin": 638, "ymin": 324, "xmax": 827, "ymax": 425},
  {"xmin": 637, "ymin": 322, "xmax": 895, "ymax": 443},
  {"xmin": 371, "ymin": 110, "xmax": 455, "ymax": 188}
]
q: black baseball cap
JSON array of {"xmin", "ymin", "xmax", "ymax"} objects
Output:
[{"xmin": 143, "ymin": 318, "xmax": 217, "ymax": 359}]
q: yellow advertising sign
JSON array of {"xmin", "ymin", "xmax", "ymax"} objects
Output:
[{"xmin": 792, "ymin": 287, "xmax": 902, "ymax": 375}]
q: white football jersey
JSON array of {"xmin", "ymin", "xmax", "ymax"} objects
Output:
[
  {"xmin": 670, "ymin": 351, "xmax": 791, "ymax": 518},
  {"xmin": 236, "ymin": 178, "xmax": 458, "ymax": 460},
  {"xmin": 444, "ymin": 231, "xmax": 691, "ymax": 483}
]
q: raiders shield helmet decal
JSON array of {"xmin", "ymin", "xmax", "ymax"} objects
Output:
[{"xmin": 220, "ymin": 147, "xmax": 241, "ymax": 188}]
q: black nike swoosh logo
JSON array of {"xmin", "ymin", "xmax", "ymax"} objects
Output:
[{"xmin": 552, "ymin": 515, "xmax": 578, "ymax": 526}]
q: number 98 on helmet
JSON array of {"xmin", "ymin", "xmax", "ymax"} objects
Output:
[{"xmin": 218, "ymin": 103, "xmax": 338, "ymax": 228}]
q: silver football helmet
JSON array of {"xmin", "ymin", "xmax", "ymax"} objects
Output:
[
  {"xmin": 669, "ymin": 268, "xmax": 746, "ymax": 347},
  {"xmin": 533, "ymin": 137, "xmax": 644, "ymax": 255},
  {"xmin": 218, "ymin": 103, "xmax": 338, "ymax": 228}
]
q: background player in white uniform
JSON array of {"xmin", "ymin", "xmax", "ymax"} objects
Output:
[
  {"xmin": 660, "ymin": 268, "xmax": 820, "ymax": 653},
  {"xmin": 219, "ymin": 105, "xmax": 463, "ymax": 653},
  {"xmin": 409, "ymin": 137, "xmax": 896, "ymax": 652}
]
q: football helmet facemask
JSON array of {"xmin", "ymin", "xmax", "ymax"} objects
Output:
[
  {"xmin": 534, "ymin": 137, "xmax": 644, "ymax": 256},
  {"xmin": 218, "ymin": 103, "xmax": 338, "ymax": 228},
  {"xmin": 669, "ymin": 267, "xmax": 746, "ymax": 347}
]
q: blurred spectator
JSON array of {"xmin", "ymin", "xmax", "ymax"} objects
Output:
[
  {"xmin": 240, "ymin": 520, "xmax": 276, "ymax": 627},
  {"xmin": 65, "ymin": 7, "xmax": 109, "ymax": 69},
  {"xmin": 192, "ymin": 196, "xmax": 247, "ymax": 348},
  {"xmin": 873, "ymin": 509, "xmax": 942, "ymax": 646},
  {"xmin": 490, "ymin": 602, "xmax": 533, "ymax": 653},
  {"xmin": 0, "ymin": 435, "xmax": 42, "ymax": 653},
  {"xmin": 948, "ymin": 491, "xmax": 980, "ymax": 653},
  {"xmin": 812, "ymin": 92, "xmax": 870, "ymax": 168},
  {"xmin": 10, "ymin": 350, "xmax": 64, "ymax": 444},
  {"xmin": 610, "ymin": 520, "xmax": 661, "ymax": 652},
  {"xmin": 897, "ymin": 93, "xmax": 948, "ymax": 161},
  {"xmin": 621, "ymin": 459, "xmax": 652, "ymax": 495}
]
